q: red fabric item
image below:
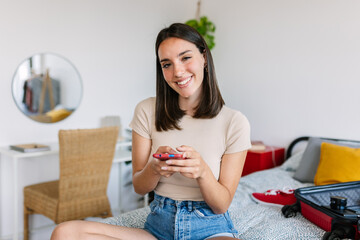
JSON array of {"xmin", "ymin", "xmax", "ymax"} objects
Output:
[
  {"xmin": 26, "ymin": 85, "xmax": 33, "ymax": 112},
  {"xmin": 251, "ymin": 188, "xmax": 296, "ymax": 206}
]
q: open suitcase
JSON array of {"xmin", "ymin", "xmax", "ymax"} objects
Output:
[{"xmin": 282, "ymin": 181, "xmax": 360, "ymax": 240}]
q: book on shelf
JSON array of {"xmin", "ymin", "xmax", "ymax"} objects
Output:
[
  {"xmin": 250, "ymin": 141, "xmax": 266, "ymax": 151},
  {"xmin": 10, "ymin": 143, "xmax": 50, "ymax": 153}
]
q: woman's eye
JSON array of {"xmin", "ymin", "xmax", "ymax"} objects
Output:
[
  {"xmin": 162, "ymin": 63, "xmax": 171, "ymax": 69},
  {"xmin": 182, "ymin": 56, "xmax": 192, "ymax": 61}
]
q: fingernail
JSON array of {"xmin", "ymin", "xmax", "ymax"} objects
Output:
[
  {"xmin": 161, "ymin": 166, "xmax": 167, "ymax": 170},
  {"xmin": 166, "ymin": 160, "xmax": 172, "ymax": 164}
]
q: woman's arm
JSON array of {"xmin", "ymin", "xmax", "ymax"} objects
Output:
[
  {"xmin": 198, "ymin": 151, "xmax": 248, "ymax": 214},
  {"xmin": 131, "ymin": 131, "xmax": 177, "ymax": 195}
]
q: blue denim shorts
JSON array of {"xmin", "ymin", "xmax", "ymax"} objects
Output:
[{"xmin": 144, "ymin": 193, "xmax": 238, "ymax": 240}]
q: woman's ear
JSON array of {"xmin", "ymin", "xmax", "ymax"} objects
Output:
[{"xmin": 202, "ymin": 50, "xmax": 207, "ymax": 68}]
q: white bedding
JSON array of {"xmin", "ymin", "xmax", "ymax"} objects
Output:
[{"xmin": 101, "ymin": 151, "xmax": 326, "ymax": 239}]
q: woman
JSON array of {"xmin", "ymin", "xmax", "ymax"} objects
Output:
[{"xmin": 51, "ymin": 23, "xmax": 250, "ymax": 240}]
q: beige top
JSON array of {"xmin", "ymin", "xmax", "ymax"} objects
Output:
[{"xmin": 130, "ymin": 97, "xmax": 251, "ymax": 201}]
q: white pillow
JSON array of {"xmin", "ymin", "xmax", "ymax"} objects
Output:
[{"xmin": 279, "ymin": 150, "xmax": 304, "ymax": 172}]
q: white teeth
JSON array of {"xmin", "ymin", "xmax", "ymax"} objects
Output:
[{"xmin": 177, "ymin": 76, "xmax": 191, "ymax": 85}]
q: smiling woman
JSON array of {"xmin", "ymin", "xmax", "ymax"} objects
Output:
[
  {"xmin": 50, "ymin": 23, "xmax": 250, "ymax": 240},
  {"xmin": 154, "ymin": 23, "xmax": 224, "ymax": 132},
  {"xmin": 11, "ymin": 53, "xmax": 82, "ymax": 123}
]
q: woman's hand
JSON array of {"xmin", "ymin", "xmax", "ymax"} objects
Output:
[
  {"xmin": 152, "ymin": 146, "xmax": 177, "ymax": 178},
  {"xmin": 161, "ymin": 145, "xmax": 210, "ymax": 179}
]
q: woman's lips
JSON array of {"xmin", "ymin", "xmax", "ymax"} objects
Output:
[{"xmin": 176, "ymin": 76, "xmax": 192, "ymax": 88}]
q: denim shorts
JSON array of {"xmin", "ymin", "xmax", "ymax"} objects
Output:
[{"xmin": 144, "ymin": 193, "xmax": 238, "ymax": 240}]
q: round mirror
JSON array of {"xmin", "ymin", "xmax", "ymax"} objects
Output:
[{"xmin": 12, "ymin": 53, "xmax": 82, "ymax": 123}]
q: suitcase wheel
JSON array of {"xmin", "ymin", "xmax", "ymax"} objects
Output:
[
  {"xmin": 322, "ymin": 231, "xmax": 341, "ymax": 240},
  {"xmin": 322, "ymin": 224, "xmax": 356, "ymax": 240},
  {"xmin": 281, "ymin": 203, "xmax": 300, "ymax": 218}
]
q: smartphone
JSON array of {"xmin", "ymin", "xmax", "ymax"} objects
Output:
[{"xmin": 153, "ymin": 153, "xmax": 183, "ymax": 160}]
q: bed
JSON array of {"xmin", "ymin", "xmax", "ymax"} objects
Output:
[{"xmin": 100, "ymin": 136, "xmax": 360, "ymax": 239}]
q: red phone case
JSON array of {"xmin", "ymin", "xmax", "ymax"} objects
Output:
[{"xmin": 153, "ymin": 153, "xmax": 183, "ymax": 160}]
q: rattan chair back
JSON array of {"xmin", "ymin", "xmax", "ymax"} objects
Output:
[{"xmin": 57, "ymin": 127, "xmax": 118, "ymax": 221}]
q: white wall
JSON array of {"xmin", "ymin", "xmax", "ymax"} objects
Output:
[
  {"xmin": 1, "ymin": 0, "xmax": 359, "ymax": 147},
  {"xmin": 1, "ymin": 0, "xmax": 360, "ymax": 238},
  {"xmin": 211, "ymin": 1, "xmax": 360, "ymax": 144},
  {"xmin": 0, "ymin": 0, "xmax": 196, "ymax": 146}
]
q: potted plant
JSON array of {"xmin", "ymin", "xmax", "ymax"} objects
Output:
[{"xmin": 185, "ymin": 0, "xmax": 216, "ymax": 50}]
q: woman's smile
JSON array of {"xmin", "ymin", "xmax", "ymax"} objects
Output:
[{"xmin": 176, "ymin": 76, "xmax": 192, "ymax": 88}]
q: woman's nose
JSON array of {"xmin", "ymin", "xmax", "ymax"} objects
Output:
[{"xmin": 173, "ymin": 63, "xmax": 184, "ymax": 77}]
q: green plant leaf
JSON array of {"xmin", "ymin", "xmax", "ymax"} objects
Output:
[
  {"xmin": 185, "ymin": 19, "xmax": 198, "ymax": 28},
  {"xmin": 185, "ymin": 15, "xmax": 216, "ymax": 50}
]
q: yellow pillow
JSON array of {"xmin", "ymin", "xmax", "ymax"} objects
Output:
[
  {"xmin": 314, "ymin": 142, "xmax": 360, "ymax": 186},
  {"xmin": 46, "ymin": 108, "xmax": 72, "ymax": 122}
]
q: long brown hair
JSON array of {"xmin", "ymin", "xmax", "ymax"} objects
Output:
[{"xmin": 155, "ymin": 23, "xmax": 224, "ymax": 131}]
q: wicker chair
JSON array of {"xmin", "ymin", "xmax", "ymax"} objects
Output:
[{"xmin": 23, "ymin": 127, "xmax": 119, "ymax": 240}]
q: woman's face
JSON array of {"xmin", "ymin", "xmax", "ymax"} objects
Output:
[{"xmin": 158, "ymin": 37, "xmax": 206, "ymax": 100}]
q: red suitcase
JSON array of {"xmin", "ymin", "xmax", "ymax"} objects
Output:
[{"xmin": 282, "ymin": 181, "xmax": 360, "ymax": 240}]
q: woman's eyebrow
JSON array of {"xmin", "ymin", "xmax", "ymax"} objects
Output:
[
  {"xmin": 160, "ymin": 50, "xmax": 192, "ymax": 63},
  {"xmin": 178, "ymin": 50, "xmax": 192, "ymax": 57}
]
